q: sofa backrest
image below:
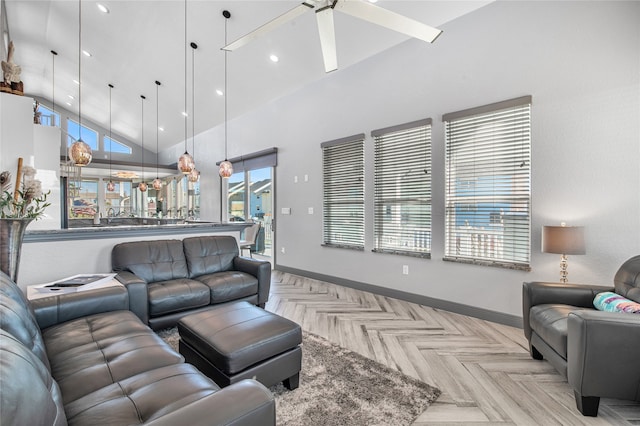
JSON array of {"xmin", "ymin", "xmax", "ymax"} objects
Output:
[
  {"xmin": 183, "ymin": 236, "xmax": 239, "ymax": 278},
  {"xmin": 0, "ymin": 272, "xmax": 51, "ymax": 370},
  {"xmin": 112, "ymin": 239, "xmax": 189, "ymax": 283},
  {"xmin": 0, "ymin": 329, "xmax": 67, "ymax": 426},
  {"xmin": 614, "ymin": 255, "xmax": 640, "ymax": 302}
]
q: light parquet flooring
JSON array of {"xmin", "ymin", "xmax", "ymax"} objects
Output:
[{"xmin": 265, "ymin": 271, "xmax": 640, "ymax": 425}]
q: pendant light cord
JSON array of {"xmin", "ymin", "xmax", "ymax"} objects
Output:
[
  {"xmin": 51, "ymin": 50, "xmax": 57, "ymax": 117},
  {"xmin": 156, "ymin": 80, "xmax": 161, "ymax": 178},
  {"xmin": 108, "ymin": 84, "xmax": 113, "ymax": 177},
  {"xmin": 141, "ymin": 95, "xmax": 145, "ymax": 181},
  {"xmin": 184, "ymin": 0, "xmax": 188, "ymax": 154},
  {"xmin": 191, "ymin": 43, "xmax": 196, "ymax": 162},
  {"xmin": 77, "ymin": 0, "xmax": 82, "ymax": 139},
  {"xmin": 224, "ymin": 14, "xmax": 228, "ymax": 161}
]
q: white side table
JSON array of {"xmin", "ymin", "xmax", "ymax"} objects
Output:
[{"xmin": 27, "ymin": 273, "xmax": 122, "ymax": 301}]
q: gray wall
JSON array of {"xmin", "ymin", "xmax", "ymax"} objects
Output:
[{"xmin": 167, "ymin": 1, "xmax": 640, "ymax": 318}]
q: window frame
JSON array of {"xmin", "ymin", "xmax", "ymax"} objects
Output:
[
  {"xmin": 443, "ymin": 96, "xmax": 532, "ymax": 270},
  {"xmin": 372, "ymin": 118, "xmax": 432, "ymax": 258},
  {"xmin": 321, "ymin": 134, "xmax": 365, "ymax": 250}
]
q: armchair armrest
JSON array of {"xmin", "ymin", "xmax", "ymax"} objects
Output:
[
  {"xmin": 522, "ymin": 281, "xmax": 613, "ymax": 340},
  {"xmin": 31, "ymin": 285, "xmax": 128, "ymax": 329},
  {"xmin": 568, "ymin": 310, "xmax": 640, "ymax": 401},
  {"xmin": 233, "ymin": 257, "xmax": 272, "ymax": 306},
  {"xmin": 144, "ymin": 379, "xmax": 275, "ymax": 426},
  {"xmin": 115, "ymin": 271, "xmax": 149, "ymax": 324}
]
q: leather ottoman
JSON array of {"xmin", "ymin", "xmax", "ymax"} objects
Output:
[{"xmin": 178, "ymin": 301, "xmax": 302, "ymax": 390}]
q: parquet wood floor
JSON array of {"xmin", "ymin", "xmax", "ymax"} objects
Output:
[{"xmin": 265, "ymin": 271, "xmax": 640, "ymax": 425}]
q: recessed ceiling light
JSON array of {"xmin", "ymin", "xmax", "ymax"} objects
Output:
[
  {"xmin": 96, "ymin": 3, "xmax": 109, "ymax": 13},
  {"xmin": 181, "ymin": 112, "xmax": 188, "ymax": 117},
  {"xmin": 66, "ymin": 102, "xmax": 72, "ymax": 106},
  {"xmin": 82, "ymin": 50, "xmax": 92, "ymax": 57},
  {"xmin": 369, "ymin": 0, "xmax": 378, "ymax": 3},
  {"xmin": 68, "ymin": 94, "xmax": 75, "ymax": 100},
  {"xmin": 216, "ymin": 89, "xmax": 224, "ymax": 96},
  {"xmin": 269, "ymin": 54, "xmax": 279, "ymax": 63},
  {"xmin": 73, "ymin": 79, "xmax": 80, "ymax": 85},
  {"xmin": 158, "ymin": 127, "xmax": 165, "ymax": 132}
]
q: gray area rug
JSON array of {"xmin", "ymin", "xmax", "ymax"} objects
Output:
[{"xmin": 158, "ymin": 327, "xmax": 440, "ymax": 425}]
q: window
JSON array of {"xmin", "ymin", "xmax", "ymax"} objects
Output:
[
  {"xmin": 104, "ymin": 136, "xmax": 132, "ymax": 154},
  {"xmin": 372, "ymin": 118, "xmax": 432, "ymax": 257},
  {"xmin": 68, "ymin": 178, "xmax": 98, "ymax": 219},
  {"xmin": 321, "ymin": 134, "xmax": 365, "ymax": 250},
  {"xmin": 67, "ymin": 119, "xmax": 98, "ymax": 150},
  {"xmin": 443, "ymin": 96, "xmax": 532, "ymax": 270},
  {"xmin": 36, "ymin": 104, "xmax": 60, "ymax": 127},
  {"xmin": 104, "ymin": 180, "xmax": 131, "ymax": 217}
]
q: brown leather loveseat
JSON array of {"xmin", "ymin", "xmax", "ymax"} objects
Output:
[{"xmin": 112, "ymin": 235, "xmax": 271, "ymax": 330}]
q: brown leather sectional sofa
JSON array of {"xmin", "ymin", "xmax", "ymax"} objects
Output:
[{"xmin": 0, "ymin": 271, "xmax": 275, "ymax": 425}]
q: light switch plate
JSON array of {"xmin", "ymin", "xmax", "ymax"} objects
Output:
[
  {"xmin": 281, "ymin": 207, "xmax": 291, "ymax": 215},
  {"xmin": 308, "ymin": 207, "xmax": 314, "ymax": 214}
]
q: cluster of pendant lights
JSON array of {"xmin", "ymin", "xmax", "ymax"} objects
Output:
[{"xmin": 69, "ymin": 0, "xmax": 234, "ymax": 182}]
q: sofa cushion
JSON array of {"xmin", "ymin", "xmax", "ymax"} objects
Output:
[
  {"xmin": 196, "ymin": 271, "xmax": 259, "ymax": 304},
  {"xmin": 112, "ymin": 239, "xmax": 189, "ymax": 283},
  {"xmin": 183, "ymin": 235, "xmax": 239, "ymax": 278},
  {"xmin": 147, "ymin": 278, "xmax": 211, "ymax": 317},
  {"xmin": 0, "ymin": 273, "xmax": 50, "ymax": 370},
  {"xmin": 0, "ymin": 330, "xmax": 67, "ymax": 426},
  {"xmin": 64, "ymin": 363, "xmax": 220, "ymax": 425},
  {"xmin": 529, "ymin": 304, "xmax": 588, "ymax": 359},
  {"xmin": 42, "ymin": 310, "xmax": 184, "ymax": 404},
  {"xmin": 593, "ymin": 291, "xmax": 640, "ymax": 313}
]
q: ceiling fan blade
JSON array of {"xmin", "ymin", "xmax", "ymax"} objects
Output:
[
  {"xmin": 316, "ymin": 7, "xmax": 338, "ymax": 73},
  {"xmin": 223, "ymin": 3, "xmax": 314, "ymax": 51},
  {"xmin": 335, "ymin": 0, "xmax": 442, "ymax": 44}
]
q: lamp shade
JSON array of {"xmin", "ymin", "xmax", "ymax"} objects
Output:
[
  {"xmin": 69, "ymin": 139, "xmax": 92, "ymax": 166},
  {"xmin": 542, "ymin": 226, "xmax": 585, "ymax": 255}
]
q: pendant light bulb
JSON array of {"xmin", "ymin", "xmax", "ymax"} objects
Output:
[
  {"xmin": 219, "ymin": 160, "xmax": 233, "ymax": 178},
  {"xmin": 152, "ymin": 178, "xmax": 162, "ymax": 190},
  {"xmin": 139, "ymin": 181, "xmax": 148, "ymax": 192},
  {"xmin": 69, "ymin": 140, "xmax": 92, "ymax": 166},
  {"xmin": 178, "ymin": 151, "xmax": 195, "ymax": 174},
  {"xmin": 107, "ymin": 181, "xmax": 116, "ymax": 192},
  {"xmin": 188, "ymin": 168, "xmax": 200, "ymax": 183}
]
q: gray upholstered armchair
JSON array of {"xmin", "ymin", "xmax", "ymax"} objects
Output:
[{"xmin": 523, "ymin": 255, "xmax": 640, "ymax": 416}]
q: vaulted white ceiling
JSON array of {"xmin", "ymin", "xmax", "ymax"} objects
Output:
[{"xmin": 5, "ymin": 0, "xmax": 491, "ymax": 153}]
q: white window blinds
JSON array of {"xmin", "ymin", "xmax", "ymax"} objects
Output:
[
  {"xmin": 322, "ymin": 134, "xmax": 365, "ymax": 250},
  {"xmin": 372, "ymin": 118, "xmax": 432, "ymax": 257},
  {"xmin": 443, "ymin": 96, "xmax": 532, "ymax": 270}
]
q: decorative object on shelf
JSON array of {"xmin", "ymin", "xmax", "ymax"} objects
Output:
[
  {"xmin": 188, "ymin": 42, "xmax": 200, "ymax": 183},
  {"xmin": 542, "ymin": 223, "xmax": 586, "ymax": 283},
  {"xmin": 177, "ymin": 0, "xmax": 195, "ymax": 174},
  {"xmin": 33, "ymin": 100, "xmax": 41, "ymax": 124},
  {"xmin": 69, "ymin": 0, "xmax": 92, "ymax": 166},
  {"xmin": 152, "ymin": 80, "xmax": 163, "ymax": 191},
  {"xmin": 106, "ymin": 83, "xmax": 116, "ymax": 192},
  {"xmin": 1, "ymin": 40, "xmax": 24, "ymax": 95},
  {"xmin": 0, "ymin": 158, "xmax": 51, "ymax": 283},
  {"xmin": 138, "ymin": 95, "xmax": 148, "ymax": 193},
  {"xmin": 219, "ymin": 10, "xmax": 233, "ymax": 179}
]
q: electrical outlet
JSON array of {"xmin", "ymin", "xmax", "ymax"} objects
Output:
[
  {"xmin": 308, "ymin": 207, "xmax": 314, "ymax": 215},
  {"xmin": 402, "ymin": 265, "xmax": 409, "ymax": 275},
  {"xmin": 281, "ymin": 247, "xmax": 286, "ymax": 254}
]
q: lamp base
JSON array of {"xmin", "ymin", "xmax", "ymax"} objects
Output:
[{"xmin": 559, "ymin": 254, "xmax": 568, "ymax": 283}]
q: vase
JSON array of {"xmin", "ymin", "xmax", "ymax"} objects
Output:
[{"xmin": 0, "ymin": 218, "xmax": 33, "ymax": 283}]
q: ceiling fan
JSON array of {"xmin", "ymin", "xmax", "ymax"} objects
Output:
[{"xmin": 223, "ymin": 0, "xmax": 443, "ymax": 73}]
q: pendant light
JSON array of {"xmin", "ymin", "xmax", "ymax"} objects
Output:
[
  {"xmin": 139, "ymin": 95, "xmax": 148, "ymax": 193},
  {"xmin": 177, "ymin": 0, "xmax": 195, "ymax": 174},
  {"xmin": 106, "ymin": 83, "xmax": 116, "ymax": 192},
  {"xmin": 219, "ymin": 10, "xmax": 233, "ymax": 178},
  {"xmin": 188, "ymin": 42, "xmax": 200, "ymax": 183},
  {"xmin": 152, "ymin": 80, "xmax": 163, "ymax": 191},
  {"xmin": 69, "ymin": 0, "xmax": 92, "ymax": 166}
]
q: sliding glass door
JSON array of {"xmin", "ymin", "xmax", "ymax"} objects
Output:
[{"xmin": 226, "ymin": 166, "xmax": 273, "ymax": 258}]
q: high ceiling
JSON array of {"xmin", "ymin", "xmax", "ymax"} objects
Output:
[{"xmin": 5, "ymin": 0, "xmax": 490, "ymax": 153}]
